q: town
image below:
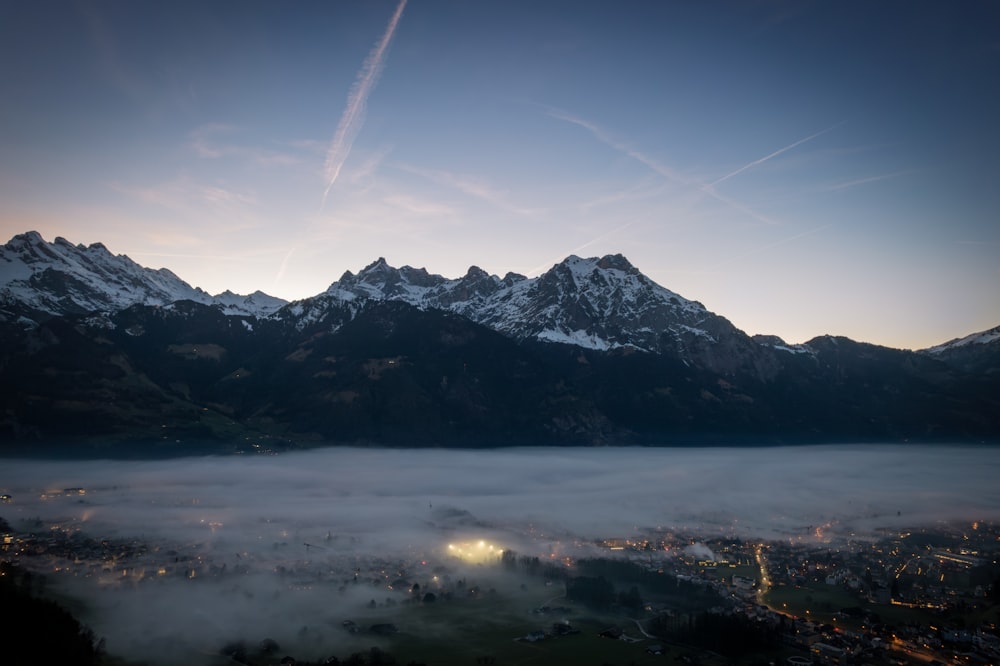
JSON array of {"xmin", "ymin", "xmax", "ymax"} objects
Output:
[
  {"xmin": 2, "ymin": 496, "xmax": 998, "ymax": 666},
  {"xmin": 590, "ymin": 522, "xmax": 1000, "ymax": 665}
]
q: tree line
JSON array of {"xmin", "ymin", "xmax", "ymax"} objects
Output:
[{"xmin": 0, "ymin": 560, "xmax": 104, "ymax": 665}]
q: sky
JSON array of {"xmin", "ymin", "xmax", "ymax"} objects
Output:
[
  {"xmin": 5, "ymin": 445, "xmax": 1000, "ymax": 663},
  {"xmin": 1, "ymin": 1, "xmax": 998, "ymax": 350}
]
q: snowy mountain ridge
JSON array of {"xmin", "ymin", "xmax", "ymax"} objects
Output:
[
  {"xmin": 3, "ymin": 232, "xmax": 997, "ymax": 366},
  {"xmin": 2, "ymin": 233, "xmax": 998, "ymax": 448},
  {"xmin": 0, "ymin": 231, "xmax": 287, "ymax": 318},
  {"xmin": 923, "ymin": 324, "xmax": 1000, "ymax": 354},
  {"xmin": 1, "ymin": 231, "xmax": 766, "ymax": 369},
  {"xmin": 319, "ymin": 253, "xmax": 719, "ymax": 354}
]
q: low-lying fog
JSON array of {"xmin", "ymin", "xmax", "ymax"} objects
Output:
[{"xmin": 2, "ymin": 444, "xmax": 998, "ymax": 663}]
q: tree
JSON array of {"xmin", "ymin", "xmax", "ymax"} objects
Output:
[
  {"xmin": 566, "ymin": 575, "xmax": 616, "ymax": 609},
  {"xmin": 618, "ymin": 585, "xmax": 643, "ymax": 610},
  {"xmin": 0, "ymin": 562, "xmax": 102, "ymax": 665}
]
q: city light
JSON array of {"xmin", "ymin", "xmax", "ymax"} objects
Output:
[{"xmin": 445, "ymin": 539, "xmax": 504, "ymax": 564}]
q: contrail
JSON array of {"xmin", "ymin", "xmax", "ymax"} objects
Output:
[
  {"xmin": 820, "ymin": 170, "xmax": 908, "ymax": 193},
  {"xmin": 707, "ymin": 224, "xmax": 832, "ymax": 270},
  {"xmin": 274, "ymin": 247, "xmax": 295, "ymax": 283},
  {"xmin": 709, "ymin": 121, "xmax": 845, "ymax": 187},
  {"xmin": 547, "ymin": 107, "xmax": 782, "ymax": 225},
  {"xmin": 322, "ymin": 0, "xmax": 407, "ymax": 208},
  {"xmin": 526, "ymin": 220, "xmax": 636, "ymax": 276},
  {"xmin": 546, "ymin": 108, "xmax": 694, "ymax": 186}
]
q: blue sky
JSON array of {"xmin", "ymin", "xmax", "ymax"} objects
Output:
[{"xmin": 1, "ymin": 0, "xmax": 998, "ymax": 349}]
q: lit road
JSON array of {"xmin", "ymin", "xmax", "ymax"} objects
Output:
[{"xmin": 755, "ymin": 544, "xmax": 771, "ymax": 598}]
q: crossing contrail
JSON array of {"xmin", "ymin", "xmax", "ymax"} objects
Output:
[
  {"xmin": 545, "ymin": 108, "xmax": 694, "ymax": 186},
  {"xmin": 322, "ymin": 0, "xmax": 407, "ymax": 208},
  {"xmin": 547, "ymin": 107, "xmax": 781, "ymax": 225},
  {"xmin": 709, "ymin": 121, "xmax": 845, "ymax": 187}
]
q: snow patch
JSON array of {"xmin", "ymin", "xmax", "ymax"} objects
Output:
[
  {"xmin": 924, "ymin": 325, "xmax": 1000, "ymax": 354},
  {"xmin": 536, "ymin": 328, "xmax": 618, "ymax": 351}
]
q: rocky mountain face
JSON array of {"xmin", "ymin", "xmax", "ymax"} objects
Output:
[
  {"xmin": 921, "ymin": 325, "xmax": 1000, "ymax": 376},
  {"xmin": 307, "ymin": 254, "xmax": 781, "ymax": 379},
  {"xmin": 0, "ymin": 231, "xmax": 287, "ymax": 319},
  {"xmin": 1, "ymin": 232, "xmax": 997, "ymax": 453}
]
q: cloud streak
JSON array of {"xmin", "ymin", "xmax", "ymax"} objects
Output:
[
  {"xmin": 112, "ymin": 178, "xmax": 252, "ymax": 216},
  {"xmin": 322, "ymin": 0, "xmax": 408, "ymax": 208},
  {"xmin": 818, "ymin": 170, "xmax": 909, "ymax": 193},
  {"xmin": 547, "ymin": 108, "xmax": 783, "ymax": 225},
  {"xmin": 190, "ymin": 124, "xmax": 300, "ymax": 167},
  {"xmin": 707, "ymin": 224, "xmax": 832, "ymax": 271},
  {"xmin": 709, "ymin": 121, "xmax": 846, "ymax": 187},
  {"xmin": 546, "ymin": 109, "xmax": 694, "ymax": 186},
  {"xmin": 274, "ymin": 246, "xmax": 295, "ymax": 283},
  {"xmin": 396, "ymin": 162, "xmax": 536, "ymax": 216}
]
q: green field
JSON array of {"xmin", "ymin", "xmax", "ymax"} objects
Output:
[
  {"xmin": 198, "ymin": 562, "xmax": 793, "ymax": 666},
  {"xmin": 764, "ymin": 582, "xmax": 863, "ymax": 622},
  {"xmin": 385, "ymin": 583, "xmax": 664, "ymax": 666},
  {"xmin": 708, "ymin": 564, "xmax": 758, "ymax": 582},
  {"xmin": 301, "ymin": 578, "xmax": 732, "ymax": 666},
  {"xmin": 763, "ymin": 582, "xmax": 969, "ymax": 629}
]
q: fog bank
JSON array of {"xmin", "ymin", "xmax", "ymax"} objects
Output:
[{"xmin": 2, "ymin": 444, "xmax": 998, "ymax": 663}]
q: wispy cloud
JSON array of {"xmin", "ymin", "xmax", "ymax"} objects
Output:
[
  {"xmin": 190, "ymin": 125, "xmax": 301, "ymax": 167},
  {"xmin": 274, "ymin": 247, "xmax": 295, "ymax": 283},
  {"xmin": 113, "ymin": 177, "xmax": 256, "ymax": 211},
  {"xmin": 80, "ymin": 3, "xmax": 148, "ymax": 104},
  {"xmin": 348, "ymin": 144, "xmax": 394, "ymax": 190},
  {"xmin": 396, "ymin": 163, "xmax": 535, "ymax": 216},
  {"xmin": 285, "ymin": 138, "xmax": 327, "ymax": 154},
  {"xmin": 200, "ymin": 185, "xmax": 257, "ymax": 208},
  {"xmin": 322, "ymin": 0, "xmax": 408, "ymax": 207},
  {"xmin": 383, "ymin": 194, "xmax": 458, "ymax": 217},
  {"xmin": 190, "ymin": 124, "xmax": 238, "ymax": 158},
  {"xmin": 577, "ymin": 178, "xmax": 666, "ymax": 213},
  {"xmin": 130, "ymin": 250, "xmax": 259, "ymax": 261},
  {"xmin": 818, "ymin": 170, "xmax": 909, "ymax": 193},
  {"xmin": 128, "ymin": 241, "xmax": 293, "ymax": 263},
  {"xmin": 707, "ymin": 224, "xmax": 832, "ymax": 271}
]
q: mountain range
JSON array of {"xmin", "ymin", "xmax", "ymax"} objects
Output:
[{"xmin": 1, "ymin": 231, "xmax": 997, "ymax": 454}]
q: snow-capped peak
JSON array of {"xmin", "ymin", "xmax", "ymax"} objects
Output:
[
  {"xmin": 0, "ymin": 232, "xmax": 286, "ymax": 319},
  {"xmin": 923, "ymin": 324, "xmax": 1000, "ymax": 354},
  {"xmin": 212, "ymin": 290, "xmax": 288, "ymax": 316},
  {"xmin": 325, "ymin": 258, "xmax": 450, "ymax": 302},
  {"xmin": 2, "ymin": 232, "xmax": 756, "ymax": 365},
  {"xmin": 313, "ymin": 254, "xmax": 726, "ymax": 356}
]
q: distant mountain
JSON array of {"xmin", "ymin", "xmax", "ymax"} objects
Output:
[
  {"xmin": 920, "ymin": 324, "xmax": 1000, "ymax": 376},
  {"xmin": 287, "ymin": 254, "xmax": 778, "ymax": 378},
  {"xmin": 0, "ymin": 231, "xmax": 287, "ymax": 320},
  {"xmin": 323, "ymin": 255, "xmax": 709, "ymax": 351},
  {"xmin": 1, "ymin": 231, "xmax": 997, "ymax": 452}
]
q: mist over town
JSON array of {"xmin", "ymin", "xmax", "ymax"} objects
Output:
[{"xmin": 4, "ymin": 446, "xmax": 1000, "ymax": 665}]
